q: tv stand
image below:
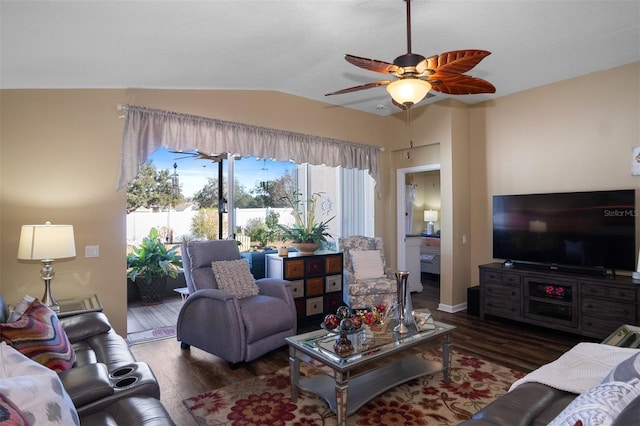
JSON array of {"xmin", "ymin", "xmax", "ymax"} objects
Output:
[{"xmin": 479, "ymin": 263, "xmax": 639, "ymax": 339}]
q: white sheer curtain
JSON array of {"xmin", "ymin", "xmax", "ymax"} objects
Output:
[
  {"xmin": 117, "ymin": 105, "xmax": 382, "ymax": 196},
  {"xmin": 340, "ymin": 167, "xmax": 375, "ymax": 238}
]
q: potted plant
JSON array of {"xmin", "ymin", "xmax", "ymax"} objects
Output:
[
  {"xmin": 127, "ymin": 227, "xmax": 183, "ymax": 304},
  {"xmin": 280, "ymin": 191, "xmax": 334, "ymax": 255}
]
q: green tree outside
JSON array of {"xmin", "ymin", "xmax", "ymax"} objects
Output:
[
  {"xmin": 127, "ymin": 162, "xmax": 183, "ymax": 213},
  {"xmin": 190, "ymin": 208, "xmax": 221, "ymax": 240},
  {"xmin": 192, "ymin": 177, "xmax": 219, "ymax": 209},
  {"xmin": 244, "ymin": 211, "xmax": 285, "ymax": 248}
]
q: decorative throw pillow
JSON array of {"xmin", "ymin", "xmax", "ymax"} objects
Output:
[
  {"xmin": 211, "ymin": 259, "xmax": 260, "ymax": 298},
  {"xmin": 0, "ymin": 300, "xmax": 75, "ymax": 372},
  {"xmin": 7, "ymin": 295, "xmax": 35, "ymax": 323},
  {"xmin": 0, "ymin": 392, "xmax": 30, "ymax": 425},
  {"xmin": 0, "ymin": 342, "xmax": 79, "ymax": 425},
  {"xmin": 548, "ymin": 378, "xmax": 640, "ymax": 426},
  {"xmin": 602, "ymin": 352, "xmax": 640, "ymax": 383},
  {"xmin": 350, "ymin": 250, "xmax": 385, "ymax": 280}
]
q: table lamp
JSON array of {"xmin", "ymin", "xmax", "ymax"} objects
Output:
[
  {"xmin": 424, "ymin": 210, "xmax": 438, "ymax": 235},
  {"xmin": 17, "ymin": 221, "xmax": 76, "ymax": 312}
]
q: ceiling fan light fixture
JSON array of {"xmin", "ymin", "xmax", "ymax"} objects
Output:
[{"xmin": 386, "ymin": 78, "xmax": 432, "ymax": 106}]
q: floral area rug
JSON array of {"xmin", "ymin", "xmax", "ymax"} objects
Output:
[{"xmin": 183, "ymin": 349, "xmax": 525, "ymax": 425}]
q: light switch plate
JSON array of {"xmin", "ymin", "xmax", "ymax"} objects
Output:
[{"xmin": 85, "ymin": 245, "xmax": 100, "ymax": 258}]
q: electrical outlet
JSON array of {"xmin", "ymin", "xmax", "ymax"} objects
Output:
[{"xmin": 85, "ymin": 245, "xmax": 100, "ymax": 258}]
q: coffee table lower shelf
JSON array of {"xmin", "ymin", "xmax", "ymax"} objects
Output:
[{"xmin": 297, "ymin": 356, "xmax": 442, "ymax": 417}]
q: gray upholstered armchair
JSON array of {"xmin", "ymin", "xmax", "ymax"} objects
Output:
[
  {"xmin": 177, "ymin": 240, "xmax": 297, "ymax": 364},
  {"xmin": 338, "ymin": 235, "xmax": 397, "ymax": 310}
]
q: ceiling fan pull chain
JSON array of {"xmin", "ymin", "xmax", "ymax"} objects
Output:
[{"xmin": 406, "ymin": 107, "xmax": 413, "ymax": 159}]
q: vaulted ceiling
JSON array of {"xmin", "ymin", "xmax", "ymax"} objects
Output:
[{"xmin": 1, "ymin": 0, "xmax": 638, "ymax": 116}]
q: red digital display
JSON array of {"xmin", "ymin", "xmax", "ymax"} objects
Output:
[{"xmin": 545, "ymin": 285, "xmax": 565, "ymax": 297}]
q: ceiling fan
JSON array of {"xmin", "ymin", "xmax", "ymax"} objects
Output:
[
  {"xmin": 325, "ymin": 0, "xmax": 495, "ymax": 110},
  {"xmin": 170, "ymin": 150, "xmax": 227, "ymax": 163}
]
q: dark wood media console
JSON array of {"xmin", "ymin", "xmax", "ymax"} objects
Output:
[{"xmin": 479, "ymin": 262, "xmax": 640, "ymax": 339}]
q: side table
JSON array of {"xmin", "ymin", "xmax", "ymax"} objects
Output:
[
  {"xmin": 602, "ymin": 324, "xmax": 640, "ymax": 348},
  {"xmin": 265, "ymin": 251, "xmax": 343, "ymax": 322},
  {"xmin": 173, "ymin": 287, "xmax": 189, "ymax": 301},
  {"xmin": 56, "ymin": 294, "xmax": 103, "ymax": 318}
]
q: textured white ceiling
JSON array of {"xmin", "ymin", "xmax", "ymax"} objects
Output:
[{"xmin": 1, "ymin": 0, "xmax": 638, "ymax": 115}]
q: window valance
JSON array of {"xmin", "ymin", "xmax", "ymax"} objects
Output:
[{"xmin": 117, "ymin": 105, "xmax": 382, "ymax": 196}]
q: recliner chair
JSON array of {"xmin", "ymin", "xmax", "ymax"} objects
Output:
[{"xmin": 177, "ymin": 240, "xmax": 297, "ymax": 364}]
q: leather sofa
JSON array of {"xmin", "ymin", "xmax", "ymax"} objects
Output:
[
  {"xmin": 459, "ymin": 342, "xmax": 640, "ymax": 426},
  {"xmin": 0, "ymin": 296, "xmax": 175, "ymax": 425},
  {"xmin": 459, "ymin": 381, "xmax": 640, "ymax": 425}
]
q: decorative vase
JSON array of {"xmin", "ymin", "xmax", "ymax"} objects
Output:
[
  {"xmin": 138, "ymin": 275, "xmax": 166, "ymax": 305},
  {"xmin": 333, "ymin": 332, "xmax": 354, "ymax": 355},
  {"xmin": 291, "ymin": 242, "xmax": 321, "ymax": 256},
  {"xmin": 394, "ymin": 271, "xmax": 413, "ymax": 334}
]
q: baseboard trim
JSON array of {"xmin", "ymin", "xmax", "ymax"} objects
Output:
[{"xmin": 437, "ymin": 302, "xmax": 468, "ymax": 313}]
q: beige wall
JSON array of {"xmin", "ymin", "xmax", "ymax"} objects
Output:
[
  {"xmin": 1, "ymin": 62, "xmax": 638, "ymax": 333},
  {"xmin": 0, "ymin": 89, "xmax": 401, "ymax": 334}
]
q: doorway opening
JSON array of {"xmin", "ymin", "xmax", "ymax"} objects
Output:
[{"xmin": 396, "ymin": 164, "xmax": 441, "ymax": 296}]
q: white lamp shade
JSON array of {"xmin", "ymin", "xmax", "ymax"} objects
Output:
[
  {"xmin": 17, "ymin": 222, "xmax": 76, "ymax": 260},
  {"xmin": 386, "ymin": 78, "xmax": 432, "ymax": 106},
  {"xmin": 424, "ymin": 210, "xmax": 438, "ymax": 222}
]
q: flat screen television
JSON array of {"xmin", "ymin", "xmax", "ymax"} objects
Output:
[{"xmin": 493, "ymin": 189, "xmax": 636, "ymax": 273}]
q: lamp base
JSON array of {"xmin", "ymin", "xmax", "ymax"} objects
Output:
[
  {"xmin": 42, "ymin": 279, "xmax": 60, "ymax": 312},
  {"xmin": 633, "ymin": 271, "xmax": 640, "ymax": 282},
  {"xmin": 426, "ymin": 222, "xmax": 434, "ymax": 235},
  {"xmin": 40, "ymin": 261, "xmax": 60, "ymax": 312}
]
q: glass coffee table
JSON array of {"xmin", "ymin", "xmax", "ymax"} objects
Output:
[{"xmin": 286, "ymin": 315, "xmax": 455, "ymax": 426}]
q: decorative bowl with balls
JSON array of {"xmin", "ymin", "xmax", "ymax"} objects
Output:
[{"xmin": 321, "ymin": 306, "xmax": 364, "ymax": 334}]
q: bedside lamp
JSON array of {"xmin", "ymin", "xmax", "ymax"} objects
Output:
[
  {"xmin": 424, "ymin": 210, "xmax": 438, "ymax": 235},
  {"xmin": 17, "ymin": 221, "xmax": 76, "ymax": 312}
]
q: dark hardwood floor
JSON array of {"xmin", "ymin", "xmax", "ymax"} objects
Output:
[{"xmin": 129, "ymin": 279, "xmax": 597, "ymax": 425}]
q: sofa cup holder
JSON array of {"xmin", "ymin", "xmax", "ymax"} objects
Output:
[
  {"xmin": 110, "ymin": 365, "xmax": 136, "ymax": 378},
  {"xmin": 114, "ymin": 376, "xmax": 139, "ymax": 389}
]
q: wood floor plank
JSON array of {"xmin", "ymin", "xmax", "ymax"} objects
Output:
[{"xmin": 127, "ymin": 297, "xmax": 183, "ymax": 333}]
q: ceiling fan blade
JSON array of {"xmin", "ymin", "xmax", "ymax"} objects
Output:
[
  {"xmin": 325, "ymin": 80, "xmax": 392, "ymax": 96},
  {"xmin": 345, "ymin": 54, "xmax": 399, "ymax": 75},
  {"xmin": 429, "ymin": 75, "xmax": 496, "ymax": 95},
  {"xmin": 197, "ymin": 154, "xmax": 225, "ymax": 162},
  {"xmin": 426, "ymin": 50, "xmax": 492, "ymax": 77},
  {"xmin": 169, "ymin": 150, "xmax": 226, "ymax": 162}
]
